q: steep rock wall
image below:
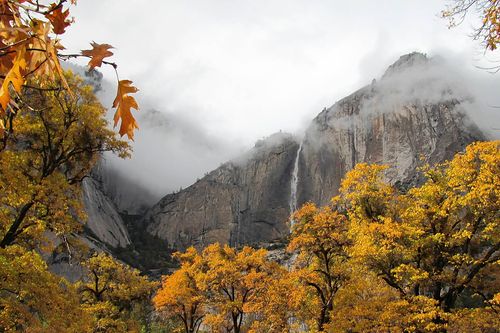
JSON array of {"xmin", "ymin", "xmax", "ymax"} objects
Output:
[
  {"xmin": 81, "ymin": 177, "xmax": 131, "ymax": 248},
  {"xmin": 144, "ymin": 134, "xmax": 299, "ymax": 249},
  {"xmin": 298, "ymin": 89, "xmax": 483, "ymax": 206}
]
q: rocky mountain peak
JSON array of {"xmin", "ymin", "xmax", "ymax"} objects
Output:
[{"xmin": 383, "ymin": 52, "xmax": 429, "ymax": 78}]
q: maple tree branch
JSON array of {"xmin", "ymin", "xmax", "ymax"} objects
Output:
[
  {"xmin": 0, "ymin": 75, "xmax": 64, "ymax": 92},
  {"xmin": 25, "ymin": 47, "xmax": 47, "ymax": 53},
  {"xmin": 0, "ymin": 50, "xmax": 17, "ymax": 57},
  {"xmin": 0, "ymin": 37, "xmax": 31, "ymax": 52},
  {"xmin": 58, "ymin": 53, "xmax": 118, "ymax": 69},
  {"xmin": 7, "ymin": 0, "xmax": 50, "ymax": 15},
  {"xmin": 23, "ymin": 57, "xmax": 49, "ymax": 78}
]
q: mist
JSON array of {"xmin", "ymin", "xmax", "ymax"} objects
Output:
[
  {"xmin": 309, "ymin": 52, "xmax": 500, "ymax": 139},
  {"xmin": 82, "ymin": 49, "xmax": 499, "ymax": 211},
  {"xmin": 94, "ymin": 78, "xmax": 246, "ymax": 202},
  {"xmin": 59, "ymin": 0, "xmax": 500, "ymax": 208},
  {"xmin": 358, "ymin": 53, "xmax": 500, "ymax": 139}
]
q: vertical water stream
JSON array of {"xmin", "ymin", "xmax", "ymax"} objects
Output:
[{"xmin": 289, "ymin": 141, "xmax": 303, "ymax": 226}]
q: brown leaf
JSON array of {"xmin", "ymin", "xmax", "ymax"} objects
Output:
[
  {"xmin": 0, "ymin": 1, "xmax": 15, "ymax": 26},
  {"xmin": 112, "ymin": 80, "xmax": 138, "ymax": 107},
  {"xmin": 45, "ymin": 4, "xmax": 71, "ymax": 35},
  {"xmin": 81, "ymin": 42, "xmax": 113, "ymax": 70},
  {"xmin": 113, "ymin": 80, "xmax": 139, "ymax": 139}
]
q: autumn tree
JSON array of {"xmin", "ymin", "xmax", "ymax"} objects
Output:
[
  {"xmin": 0, "ymin": 0, "xmax": 140, "ymax": 139},
  {"xmin": 247, "ymin": 268, "xmax": 314, "ymax": 333},
  {"xmin": 154, "ymin": 247, "xmax": 206, "ymax": 333},
  {"xmin": 77, "ymin": 252, "xmax": 158, "ymax": 333},
  {"xmin": 339, "ymin": 141, "xmax": 499, "ymax": 317},
  {"xmin": 288, "ymin": 203, "xmax": 352, "ymax": 331},
  {"xmin": 0, "ymin": 72, "xmax": 129, "ymax": 249},
  {"xmin": 325, "ymin": 267, "xmax": 398, "ymax": 333},
  {"xmin": 447, "ymin": 293, "xmax": 500, "ymax": 332},
  {"xmin": 0, "ymin": 71, "xmax": 136, "ymax": 331},
  {"xmin": 327, "ymin": 270, "xmax": 448, "ymax": 333},
  {"xmin": 0, "ymin": 245, "xmax": 92, "ymax": 332},
  {"xmin": 156, "ymin": 244, "xmax": 283, "ymax": 333},
  {"xmin": 199, "ymin": 243, "xmax": 281, "ymax": 333},
  {"xmin": 0, "ymin": 3, "xmax": 151, "ymax": 331}
]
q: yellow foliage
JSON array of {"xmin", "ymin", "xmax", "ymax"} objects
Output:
[
  {"xmin": 155, "ymin": 244, "xmax": 285, "ymax": 333},
  {"xmin": 448, "ymin": 306, "xmax": 500, "ymax": 333},
  {"xmin": 0, "ymin": 0, "xmax": 139, "ymax": 138},
  {"xmin": 77, "ymin": 252, "xmax": 158, "ymax": 333},
  {"xmin": 288, "ymin": 202, "xmax": 352, "ymax": 331},
  {"xmin": 0, "ymin": 245, "xmax": 91, "ymax": 332},
  {"xmin": 0, "ymin": 71, "xmax": 130, "ymax": 249},
  {"xmin": 341, "ymin": 141, "xmax": 500, "ymax": 311},
  {"xmin": 327, "ymin": 268, "xmax": 399, "ymax": 333},
  {"xmin": 154, "ymin": 247, "xmax": 206, "ymax": 333},
  {"xmin": 247, "ymin": 269, "xmax": 315, "ymax": 333},
  {"xmin": 200, "ymin": 244, "xmax": 280, "ymax": 333}
]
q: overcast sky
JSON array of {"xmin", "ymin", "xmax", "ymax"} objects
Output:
[{"xmin": 62, "ymin": 0, "xmax": 500, "ymax": 197}]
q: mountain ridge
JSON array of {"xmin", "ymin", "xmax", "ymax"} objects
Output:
[{"xmin": 137, "ymin": 52, "xmax": 485, "ymax": 251}]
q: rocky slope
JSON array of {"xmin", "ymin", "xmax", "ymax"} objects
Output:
[
  {"xmin": 144, "ymin": 133, "xmax": 299, "ymax": 250},
  {"xmin": 46, "ymin": 171, "xmax": 133, "ymax": 281},
  {"xmin": 81, "ymin": 174, "xmax": 132, "ymax": 248},
  {"xmin": 142, "ymin": 52, "xmax": 485, "ymax": 250}
]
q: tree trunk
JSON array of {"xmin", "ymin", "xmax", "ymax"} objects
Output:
[
  {"xmin": 232, "ymin": 312, "xmax": 240, "ymax": 333},
  {"xmin": 0, "ymin": 202, "xmax": 34, "ymax": 248}
]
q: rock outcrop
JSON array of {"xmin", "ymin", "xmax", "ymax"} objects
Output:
[
  {"xmin": 81, "ymin": 175, "xmax": 131, "ymax": 248},
  {"xmin": 144, "ymin": 133, "xmax": 298, "ymax": 249},
  {"xmin": 298, "ymin": 55, "xmax": 484, "ymax": 205},
  {"xmin": 140, "ymin": 53, "xmax": 485, "ymax": 250}
]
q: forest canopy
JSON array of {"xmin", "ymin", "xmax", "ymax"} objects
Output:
[{"xmin": 153, "ymin": 141, "xmax": 500, "ymax": 333}]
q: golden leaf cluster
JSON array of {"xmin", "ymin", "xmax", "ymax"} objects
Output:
[{"xmin": 0, "ymin": 0, "xmax": 139, "ymax": 139}]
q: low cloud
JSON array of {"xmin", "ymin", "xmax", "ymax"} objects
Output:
[
  {"xmin": 69, "ymin": 49, "xmax": 500, "ymax": 211},
  {"xmin": 88, "ymin": 78, "xmax": 246, "ymax": 207},
  {"xmin": 317, "ymin": 52, "xmax": 500, "ymax": 139},
  {"xmin": 360, "ymin": 52, "xmax": 500, "ymax": 139}
]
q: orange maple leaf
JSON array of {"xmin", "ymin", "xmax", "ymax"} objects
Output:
[
  {"xmin": 0, "ymin": 47, "xmax": 27, "ymax": 113},
  {"xmin": 112, "ymin": 80, "xmax": 138, "ymax": 107},
  {"xmin": 81, "ymin": 42, "xmax": 113, "ymax": 70},
  {"xmin": 45, "ymin": 4, "xmax": 71, "ymax": 35},
  {"xmin": 113, "ymin": 80, "xmax": 139, "ymax": 140}
]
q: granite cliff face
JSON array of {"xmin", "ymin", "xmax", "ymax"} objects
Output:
[
  {"xmin": 81, "ymin": 175, "xmax": 131, "ymax": 248},
  {"xmin": 141, "ymin": 53, "xmax": 485, "ymax": 250},
  {"xmin": 46, "ymin": 170, "xmax": 133, "ymax": 281},
  {"xmin": 297, "ymin": 54, "xmax": 484, "ymax": 206},
  {"xmin": 144, "ymin": 133, "xmax": 299, "ymax": 249}
]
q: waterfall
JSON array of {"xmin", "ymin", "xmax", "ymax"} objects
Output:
[{"xmin": 289, "ymin": 141, "xmax": 303, "ymax": 225}]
